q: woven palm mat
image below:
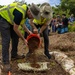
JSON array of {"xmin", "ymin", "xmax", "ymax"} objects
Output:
[{"xmin": 18, "ymin": 62, "xmax": 49, "ymax": 71}]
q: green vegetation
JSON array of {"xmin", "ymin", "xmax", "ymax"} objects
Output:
[
  {"xmin": 68, "ymin": 25, "xmax": 75, "ymax": 32},
  {"xmin": 52, "ymin": 0, "xmax": 75, "ymax": 17},
  {"xmin": 68, "ymin": 21, "xmax": 75, "ymax": 32}
]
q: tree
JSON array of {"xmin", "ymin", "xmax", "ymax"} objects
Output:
[
  {"xmin": 60, "ymin": 0, "xmax": 75, "ymax": 16},
  {"xmin": 52, "ymin": 0, "xmax": 75, "ymax": 17},
  {"xmin": 0, "ymin": 5, "xmax": 4, "ymax": 8}
]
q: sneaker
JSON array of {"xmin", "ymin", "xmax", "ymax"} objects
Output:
[
  {"xmin": 11, "ymin": 54, "xmax": 25, "ymax": 61},
  {"xmin": 44, "ymin": 51, "xmax": 51, "ymax": 59},
  {"xmin": 2, "ymin": 64, "xmax": 11, "ymax": 72}
]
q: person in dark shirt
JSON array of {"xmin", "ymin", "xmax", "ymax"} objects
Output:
[
  {"xmin": 0, "ymin": 2, "xmax": 40, "ymax": 72},
  {"xmin": 62, "ymin": 14, "xmax": 69, "ymax": 32}
]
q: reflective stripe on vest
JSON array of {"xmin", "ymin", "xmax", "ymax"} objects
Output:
[
  {"xmin": 0, "ymin": 3, "xmax": 27, "ymax": 25},
  {"xmin": 0, "ymin": 5, "xmax": 15, "ymax": 24}
]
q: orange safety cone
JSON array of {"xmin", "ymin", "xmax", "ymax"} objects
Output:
[{"xmin": 8, "ymin": 71, "xmax": 11, "ymax": 75}]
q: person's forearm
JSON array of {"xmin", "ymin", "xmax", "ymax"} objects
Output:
[
  {"xmin": 40, "ymin": 20, "xmax": 51, "ymax": 33},
  {"xmin": 29, "ymin": 19, "xmax": 37, "ymax": 29},
  {"xmin": 31, "ymin": 23, "xmax": 37, "ymax": 29},
  {"xmin": 23, "ymin": 24, "xmax": 30, "ymax": 34},
  {"xmin": 40, "ymin": 25, "xmax": 47, "ymax": 33}
]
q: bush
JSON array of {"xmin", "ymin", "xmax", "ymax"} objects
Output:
[{"xmin": 68, "ymin": 24, "xmax": 75, "ymax": 32}]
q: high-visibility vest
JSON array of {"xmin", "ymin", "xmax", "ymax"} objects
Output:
[
  {"xmin": 0, "ymin": 2, "xmax": 27, "ymax": 25},
  {"xmin": 33, "ymin": 17, "xmax": 49, "ymax": 25}
]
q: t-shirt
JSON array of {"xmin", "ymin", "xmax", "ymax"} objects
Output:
[
  {"xmin": 13, "ymin": 9, "xmax": 23, "ymax": 25},
  {"xmin": 62, "ymin": 17, "xmax": 68, "ymax": 26}
]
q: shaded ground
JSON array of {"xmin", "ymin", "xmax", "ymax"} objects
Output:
[{"xmin": 1, "ymin": 32, "xmax": 75, "ymax": 75}]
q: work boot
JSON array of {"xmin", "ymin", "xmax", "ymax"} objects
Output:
[
  {"xmin": 2, "ymin": 64, "xmax": 11, "ymax": 73},
  {"xmin": 11, "ymin": 54, "xmax": 25, "ymax": 61},
  {"xmin": 44, "ymin": 51, "xmax": 51, "ymax": 59}
]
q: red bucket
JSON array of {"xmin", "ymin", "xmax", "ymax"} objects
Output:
[{"xmin": 27, "ymin": 34, "xmax": 41, "ymax": 49}]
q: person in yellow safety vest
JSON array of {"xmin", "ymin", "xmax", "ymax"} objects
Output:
[
  {"xmin": 0, "ymin": 2, "xmax": 40, "ymax": 72},
  {"xmin": 28, "ymin": 2, "xmax": 53, "ymax": 59}
]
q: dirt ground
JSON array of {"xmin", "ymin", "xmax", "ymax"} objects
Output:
[{"xmin": 1, "ymin": 32, "xmax": 75, "ymax": 75}]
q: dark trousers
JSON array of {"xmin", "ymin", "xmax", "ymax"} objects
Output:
[
  {"xmin": 42, "ymin": 27, "xmax": 49, "ymax": 53},
  {"xmin": 34, "ymin": 24, "xmax": 49, "ymax": 53},
  {"xmin": 0, "ymin": 17, "xmax": 19, "ymax": 64}
]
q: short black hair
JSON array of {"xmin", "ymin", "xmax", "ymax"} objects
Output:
[
  {"xmin": 57, "ymin": 15, "xmax": 60, "ymax": 18},
  {"xmin": 62, "ymin": 14, "xmax": 66, "ymax": 16}
]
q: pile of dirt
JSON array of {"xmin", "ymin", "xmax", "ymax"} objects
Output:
[
  {"xmin": 50, "ymin": 32, "xmax": 75, "ymax": 51},
  {"xmin": 1, "ymin": 32, "xmax": 74, "ymax": 75}
]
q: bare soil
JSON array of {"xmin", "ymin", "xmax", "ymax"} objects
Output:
[{"xmin": 1, "ymin": 32, "xmax": 75, "ymax": 75}]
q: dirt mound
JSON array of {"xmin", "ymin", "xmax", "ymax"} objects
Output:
[
  {"xmin": 50, "ymin": 32, "xmax": 75, "ymax": 51},
  {"xmin": 0, "ymin": 32, "xmax": 73, "ymax": 75}
]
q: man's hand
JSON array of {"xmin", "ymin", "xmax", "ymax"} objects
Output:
[
  {"xmin": 33, "ymin": 28, "xmax": 38, "ymax": 34},
  {"xmin": 37, "ymin": 33, "xmax": 40, "ymax": 37}
]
